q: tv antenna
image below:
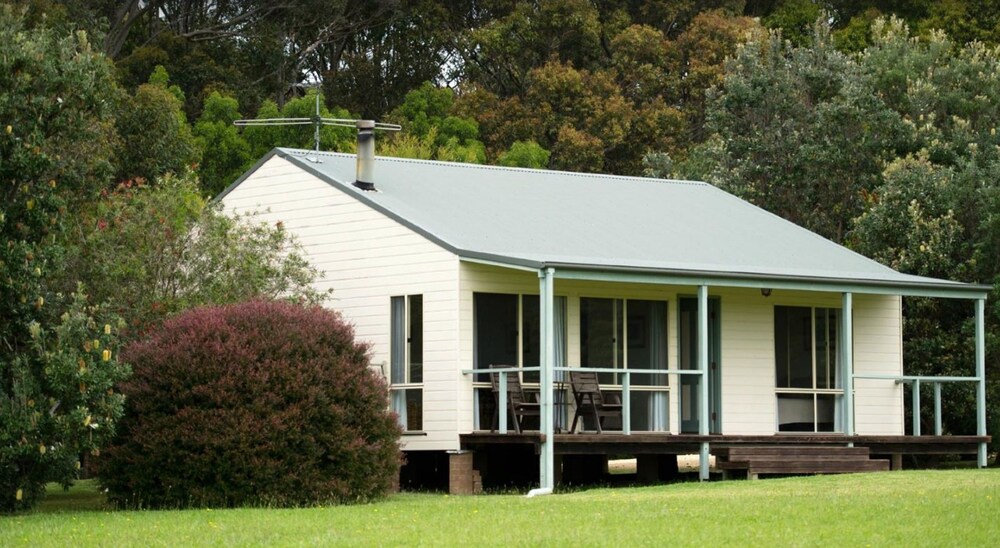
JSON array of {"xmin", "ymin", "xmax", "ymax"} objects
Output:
[{"xmin": 233, "ymin": 92, "xmax": 400, "ymax": 152}]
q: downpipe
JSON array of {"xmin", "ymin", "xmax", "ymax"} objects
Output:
[{"xmin": 526, "ymin": 487, "xmax": 553, "ymax": 498}]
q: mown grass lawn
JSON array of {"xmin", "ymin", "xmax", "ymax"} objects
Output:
[{"xmin": 3, "ymin": 469, "xmax": 999, "ymax": 546}]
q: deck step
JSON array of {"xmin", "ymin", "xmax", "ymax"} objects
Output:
[
  {"xmin": 716, "ymin": 445, "xmax": 888, "ymax": 477},
  {"xmin": 722, "ymin": 446, "xmax": 870, "ymax": 461},
  {"xmin": 719, "ymin": 458, "xmax": 890, "ymax": 474}
]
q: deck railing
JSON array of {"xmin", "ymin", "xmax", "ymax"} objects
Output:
[
  {"xmin": 462, "ymin": 366, "xmax": 703, "ymax": 435},
  {"xmin": 853, "ymin": 374, "xmax": 981, "ymax": 436}
]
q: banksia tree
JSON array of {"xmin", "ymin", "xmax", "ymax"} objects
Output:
[{"xmin": 0, "ymin": 8, "xmax": 127, "ymax": 512}]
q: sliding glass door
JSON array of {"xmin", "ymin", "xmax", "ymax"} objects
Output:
[{"xmin": 580, "ymin": 297, "xmax": 669, "ymax": 432}]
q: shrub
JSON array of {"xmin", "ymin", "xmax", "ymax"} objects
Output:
[{"xmin": 98, "ymin": 300, "xmax": 401, "ymax": 508}]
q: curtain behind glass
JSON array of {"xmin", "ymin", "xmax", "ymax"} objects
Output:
[
  {"xmin": 649, "ymin": 301, "xmax": 668, "ymax": 431},
  {"xmin": 554, "ymin": 296, "xmax": 567, "ymax": 431},
  {"xmin": 390, "ymin": 296, "xmax": 407, "ymax": 428}
]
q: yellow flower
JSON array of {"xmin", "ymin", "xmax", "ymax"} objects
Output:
[
  {"xmin": 75, "ymin": 461, "xmax": 81, "ymax": 470},
  {"xmin": 15, "ymin": 489, "xmax": 22, "ymax": 501},
  {"xmin": 102, "ymin": 349, "xmax": 111, "ymax": 362},
  {"xmin": 83, "ymin": 415, "xmax": 91, "ymax": 427},
  {"xmin": 78, "ymin": 358, "xmax": 86, "ymax": 372},
  {"xmin": 5, "ymin": 125, "xmax": 11, "ymax": 134},
  {"xmin": 35, "ymin": 296, "xmax": 43, "ymax": 309},
  {"xmin": 49, "ymin": 179, "xmax": 56, "ymax": 188},
  {"xmin": 26, "ymin": 199, "xmax": 35, "ymax": 210},
  {"xmin": 38, "ymin": 443, "xmax": 46, "ymax": 455},
  {"xmin": 104, "ymin": 324, "xmax": 111, "ymax": 335},
  {"xmin": 92, "ymin": 339, "xmax": 100, "ymax": 350}
]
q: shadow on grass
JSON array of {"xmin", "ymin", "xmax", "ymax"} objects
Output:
[{"xmin": 36, "ymin": 479, "xmax": 107, "ymax": 513}]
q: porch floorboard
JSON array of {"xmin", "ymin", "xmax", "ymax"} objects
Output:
[{"xmin": 459, "ymin": 432, "xmax": 990, "ymax": 456}]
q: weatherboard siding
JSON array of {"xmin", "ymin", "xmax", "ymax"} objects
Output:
[
  {"xmin": 222, "ymin": 156, "xmax": 461, "ymax": 452},
  {"xmin": 852, "ymin": 294, "xmax": 904, "ymax": 435}
]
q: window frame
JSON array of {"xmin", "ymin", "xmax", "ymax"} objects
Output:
[
  {"xmin": 390, "ymin": 294, "xmax": 423, "ymax": 432},
  {"xmin": 774, "ymin": 305, "xmax": 843, "ymax": 433}
]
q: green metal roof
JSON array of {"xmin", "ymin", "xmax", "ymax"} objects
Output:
[{"xmin": 221, "ymin": 148, "xmax": 990, "ymax": 298}]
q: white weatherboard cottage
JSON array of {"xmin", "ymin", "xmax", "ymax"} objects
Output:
[{"xmin": 219, "ymin": 144, "xmax": 989, "ymax": 491}]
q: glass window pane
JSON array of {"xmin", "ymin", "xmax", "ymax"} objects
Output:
[
  {"xmin": 627, "ymin": 300, "xmax": 668, "ymax": 387},
  {"xmin": 522, "ymin": 295, "xmax": 540, "ymax": 383},
  {"xmin": 777, "ymin": 393, "xmax": 814, "ymax": 432},
  {"xmin": 474, "ymin": 293, "xmax": 518, "ymax": 381},
  {"xmin": 775, "ymin": 306, "xmax": 813, "ymax": 389},
  {"xmin": 581, "ymin": 297, "xmax": 616, "ymax": 385},
  {"xmin": 405, "ymin": 388, "xmax": 423, "ymax": 431},
  {"xmin": 815, "ymin": 308, "xmax": 838, "ymax": 389},
  {"xmin": 390, "ymin": 296, "xmax": 406, "ymax": 385},
  {"xmin": 409, "ymin": 295, "xmax": 423, "ymax": 383},
  {"xmin": 630, "ymin": 391, "xmax": 669, "ymax": 432},
  {"xmin": 816, "ymin": 394, "xmax": 837, "ymax": 432}
]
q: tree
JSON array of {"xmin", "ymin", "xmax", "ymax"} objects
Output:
[
  {"xmin": 381, "ymin": 82, "xmax": 486, "ymax": 163},
  {"xmin": 498, "ymin": 140, "xmax": 551, "ymax": 168},
  {"xmin": 114, "ymin": 66, "xmax": 200, "ymax": 183},
  {"xmin": 193, "ymin": 91, "xmax": 254, "ymax": 196},
  {"xmin": 0, "ymin": 8, "xmax": 127, "ymax": 512},
  {"xmin": 60, "ymin": 173, "xmax": 329, "ymax": 335},
  {"xmin": 685, "ymin": 22, "xmax": 906, "ymax": 242},
  {"xmin": 461, "ymin": 0, "xmax": 606, "ymax": 98}
]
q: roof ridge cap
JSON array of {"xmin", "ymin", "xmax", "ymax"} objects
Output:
[{"xmin": 276, "ymin": 147, "xmax": 708, "ymax": 186}]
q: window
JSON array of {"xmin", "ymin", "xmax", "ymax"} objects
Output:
[
  {"xmin": 774, "ymin": 306, "xmax": 841, "ymax": 432},
  {"xmin": 580, "ymin": 298, "xmax": 669, "ymax": 431},
  {"xmin": 472, "ymin": 293, "xmax": 566, "ymax": 430},
  {"xmin": 391, "ymin": 295, "xmax": 422, "ymax": 431}
]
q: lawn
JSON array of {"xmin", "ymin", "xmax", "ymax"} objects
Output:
[{"xmin": 3, "ymin": 470, "xmax": 999, "ymax": 546}]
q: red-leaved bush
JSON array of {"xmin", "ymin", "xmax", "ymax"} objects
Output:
[{"xmin": 97, "ymin": 300, "xmax": 401, "ymax": 508}]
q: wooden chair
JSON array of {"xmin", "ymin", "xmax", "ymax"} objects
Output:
[
  {"xmin": 489, "ymin": 364, "xmax": 541, "ymax": 434},
  {"xmin": 569, "ymin": 370, "xmax": 623, "ymax": 434}
]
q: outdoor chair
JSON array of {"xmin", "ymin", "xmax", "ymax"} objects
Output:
[
  {"xmin": 489, "ymin": 364, "xmax": 541, "ymax": 434},
  {"xmin": 569, "ymin": 370, "xmax": 623, "ymax": 434}
]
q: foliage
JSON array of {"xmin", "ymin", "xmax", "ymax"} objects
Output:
[
  {"xmin": 323, "ymin": 0, "xmax": 462, "ymax": 119},
  {"xmin": 498, "ymin": 141, "xmax": 551, "ymax": 169},
  {"xmin": 242, "ymin": 90, "xmax": 355, "ymax": 159},
  {"xmin": 0, "ymin": 7, "xmax": 124, "ymax": 512},
  {"xmin": 114, "ymin": 67, "xmax": 200, "ymax": 183},
  {"xmin": 762, "ymin": 0, "xmax": 823, "ymax": 47},
  {"xmin": 193, "ymin": 91, "xmax": 254, "ymax": 196},
  {"xmin": 0, "ymin": 290, "xmax": 129, "ymax": 513},
  {"xmin": 382, "ymin": 82, "xmax": 486, "ymax": 163},
  {"xmin": 98, "ymin": 300, "xmax": 402, "ymax": 509},
  {"xmin": 688, "ymin": 21, "xmax": 906, "ymax": 242},
  {"xmin": 60, "ymin": 172, "xmax": 328, "ymax": 335}
]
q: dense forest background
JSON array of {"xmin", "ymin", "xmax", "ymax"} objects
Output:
[{"xmin": 5, "ymin": 0, "xmax": 1000, "ymax": 463}]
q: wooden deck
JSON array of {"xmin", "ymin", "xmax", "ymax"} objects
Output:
[{"xmin": 460, "ymin": 431, "xmax": 990, "ymax": 457}]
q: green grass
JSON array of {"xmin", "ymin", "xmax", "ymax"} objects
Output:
[{"xmin": 3, "ymin": 470, "xmax": 999, "ymax": 546}]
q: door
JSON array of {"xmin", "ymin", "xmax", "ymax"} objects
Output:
[{"xmin": 679, "ymin": 297, "xmax": 721, "ymax": 433}]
